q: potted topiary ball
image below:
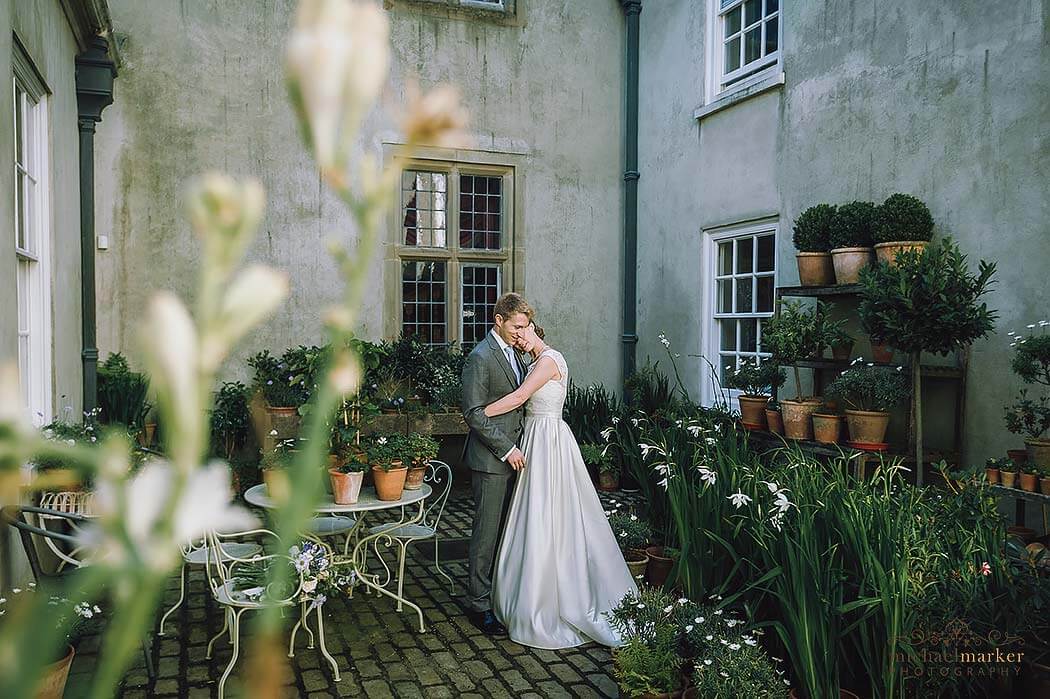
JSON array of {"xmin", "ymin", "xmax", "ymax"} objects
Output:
[
  {"xmin": 791, "ymin": 204, "xmax": 837, "ymax": 286},
  {"xmin": 873, "ymin": 193, "xmax": 934, "ymax": 266},
  {"xmin": 764, "ymin": 301, "xmax": 825, "ymax": 440},
  {"xmin": 828, "ymin": 201, "xmax": 878, "ymax": 284}
]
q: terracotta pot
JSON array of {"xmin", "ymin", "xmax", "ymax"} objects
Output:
[
  {"xmin": 811, "ymin": 413, "xmax": 844, "ymax": 444},
  {"xmin": 329, "ymin": 468, "xmax": 364, "ymax": 505},
  {"xmin": 265, "ymin": 405, "xmax": 301, "ymax": 447},
  {"xmin": 830, "ymin": 247, "xmax": 874, "ymax": 284},
  {"xmin": 1001, "ymin": 470, "xmax": 1018, "ymax": 488},
  {"xmin": 1041, "ymin": 478, "xmax": 1050, "ymax": 495},
  {"xmin": 781, "ymin": 399, "xmax": 822, "ymax": 440},
  {"xmin": 830, "ymin": 340, "xmax": 853, "ymax": 362},
  {"xmin": 598, "ymin": 470, "xmax": 620, "ymax": 492},
  {"xmin": 1021, "ymin": 472, "xmax": 1039, "ymax": 492},
  {"xmin": 985, "ymin": 468, "xmax": 1000, "ymax": 485},
  {"xmin": 262, "ymin": 468, "xmax": 290, "ymax": 502},
  {"xmin": 844, "ymin": 409, "xmax": 891, "ymax": 444},
  {"xmin": 1008, "ymin": 448, "xmax": 1029, "ymax": 465},
  {"xmin": 796, "ymin": 252, "xmax": 835, "ymax": 287},
  {"xmin": 35, "ymin": 645, "xmax": 75, "ymax": 699},
  {"xmin": 645, "ymin": 545, "xmax": 674, "ymax": 588},
  {"xmin": 870, "ymin": 340, "xmax": 894, "ymax": 363},
  {"xmin": 404, "ymin": 462, "xmax": 428, "ymax": 491},
  {"xmin": 765, "ymin": 409, "xmax": 784, "ymax": 435},
  {"xmin": 136, "ymin": 422, "xmax": 157, "ymax": 448},
  {"xmin": 1025, "ymin": 439, "xmax": 1050, "ymax": 470},
  {"xmin": 624, "ymin": 549, "xmax": 649, "ymax": 580},
  {"xmin": 737, "ymin": 394, "xmax": 770, "ymax": 430},
  {"xmin": 373, "ymin": 463, "xmax": 407, "ymax": 501},
  {"xmin": 874, "ymin": 240, "xmax": 928, "ymax": 266}
]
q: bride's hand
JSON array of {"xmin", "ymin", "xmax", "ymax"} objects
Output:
[{"xmin": 516, "ymin": 325, "xmax": 542, "ymax": 353}]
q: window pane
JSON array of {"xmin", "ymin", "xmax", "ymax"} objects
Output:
[
  {"xmin": 745, "ymin": 26, "xmax": 762, "ymax": 64},
  {"xmin": 765, "ymin": 0, "xmax": 778, "ymax": 13},
  {"xmin": 744, "ymin": 0, "xmax": 762, "ymax": 26},
  {"xmin": 725, "ymin": 37, "xmax": 741, "ymax": 73},
  {"xmin": 765, "ymin": 16, "xmax": 779, "ymax": 54},
  {"xmin": 720, "ymin": 319, "xmax": 737, "ymax": 351},
  {"xmin": 461, "ymin": 265, "xmax": 502, "ymax": 352},
  {"xmin": 736, "ymin": 237, "xmax": 753, "ymax": 273},
  {"xmin": 401, "ymin": 261, "xmax": 447, "ymax": 347},
  {"xmin": 15, "ymin": 87, "xmax": 25, "ymax": 167},
  {"xmin": 735, "ymin": 277, "xmax": 753, "ymax": 313},
  {"xmin": 718, "ymin": 241, "xmax": 733, "ymax": 275},
  {"xmin": 757, "ymin": 234, "xmax": 775, "ymax": 272},
  {"xmin": 402, "ymin": 170, "xmax": 447, "ymax": 248},
  {"xmin": 719, "ymin": 354, "xmax": 736, "ymax": 385},
  {"xmin": 724, "ymin": 6, "xmax": 741, "ymax": 36},
  {"xmin": 740, "ymin": 318, "xmax": 758, "ymax": 352},
  {"xmin": 460, "ymin": 175, "xmax": 502, "ymax": 250},
  {"xmin": 757, "ymin": 276, "xmax": 774, "ymax": 313},
  {"xmin": 16, "ymin": 174, "xmax": 26, "ymax": 250},
  {"xmin": 718, "ymin": 280, "xmax": 732, "ymax": 313}
]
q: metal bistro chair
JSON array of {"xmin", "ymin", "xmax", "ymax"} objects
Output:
[
  {"xmin": 365, "ymin": 460, "xmax": 455, "ymax": 611},
  {"xmin": 202, "ymin": 527, "xmax": 339, "ymax": 698},
  {"xmin": 1, "ymin": 505, "xmax": 155, "ymax": 679}
]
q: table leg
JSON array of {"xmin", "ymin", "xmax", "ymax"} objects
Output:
[{"xmin": 315, "ymin": 601, "xmax": 341, "ymax": 682}]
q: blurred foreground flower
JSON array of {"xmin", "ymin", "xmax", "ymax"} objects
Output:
[
  {"xmin": 187, "ymin": 174, "xmax": 265, "ymax": 274},
  {"xmin": 402, "ymin": 84, "xmax": 470, "ymax": 148}
]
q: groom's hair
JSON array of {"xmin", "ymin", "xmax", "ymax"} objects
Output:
[{"xmin": 493, "ymin": 292, "xmax": 533, "ymax": 322}]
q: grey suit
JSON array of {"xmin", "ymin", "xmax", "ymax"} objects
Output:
[{"xmin": 461, "ymin": 331, "xmax": 528, "ymax": 613}]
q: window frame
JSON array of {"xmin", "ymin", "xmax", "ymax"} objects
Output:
[
  {"xmin": 700, "ymin": 219, "xmax": 779, "ymax": 407},
  {"xmin": 705, "ymin": 0, "xmax": 783, "ymax": 104},
  {"xmin": 12, "ymin": 44, "xmax": 52, "ymax": 426},
  {"xmin": 392, "ymin": 159, "xmax": 516, "ymax": 351}
]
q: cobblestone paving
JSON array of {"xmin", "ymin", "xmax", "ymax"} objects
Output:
[{"xmin": 67, "ymin": 489, "xmax": 643, "ymax": 698}]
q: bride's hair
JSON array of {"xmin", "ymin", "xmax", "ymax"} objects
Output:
[{"xmin": 531, "ymin": 323, "xmax": 545, "ymax": 340}]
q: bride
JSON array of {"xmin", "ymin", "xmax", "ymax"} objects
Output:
[{"xmin": 483, "ymin": 323, "xmax": 637, "ymax": 649}]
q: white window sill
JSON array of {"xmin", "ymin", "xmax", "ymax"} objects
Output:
[{"xmin": 694, "ymin": 71, "xmax": 785, "ymax": 122}]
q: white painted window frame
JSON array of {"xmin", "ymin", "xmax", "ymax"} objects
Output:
[
  {"xmin": 700, "ymin": 219, "xmax": 778, "ymax": 408},
  {"xmin": 705, "ymin": 0, "xmax": 783, "ymax": 105},
  {"xmin": 12, "ymin": 45, "xmax": 52, "ymax": 426}
]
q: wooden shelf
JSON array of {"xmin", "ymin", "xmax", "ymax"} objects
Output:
[
  {"xmin": 745, "ymin": 429, "xmax": 959, "ymax": 464},
  {"xmin": 989, "ymin": 484, "xmax": 1050, "ymax": 505},
  {"xmin": 791, "ymin": 358, "xmax": 963, "ymax": 380},
  {"xmin": 775, "ymin": 284, "xmax": 862, "ymax": 298}
]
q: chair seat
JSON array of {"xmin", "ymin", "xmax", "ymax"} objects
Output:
[
  {"xmin": 307, "ymin": 516, "xmax": 358, "ymax": 536},
  {"xmin": 212, "ymin": 581, "xmax": 296, "ymax": 610},
  {"xmin": 185, "ymin": 542, "xmax": 262, "ymax": 565},
  {"xmin": 367, "ymin": 523, "xmax": 436, "ymax": 540}
]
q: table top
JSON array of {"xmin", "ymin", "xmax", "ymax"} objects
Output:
[{"xmin": 243, "ymin": 483, "xmax": 431, "ymax": 513}]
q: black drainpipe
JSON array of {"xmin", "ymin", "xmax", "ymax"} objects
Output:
[
  {"xmin": 75, "ymin": 36, "xmax": 116, "ymax": 414},
  {"xmin": 620, "ymin": 0, "xmax": 641, "ymax": 391}
]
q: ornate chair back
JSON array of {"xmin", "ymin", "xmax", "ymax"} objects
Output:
[{"xmin": 420, "ymin": 460, "xmax": 453, "ymax": 533}]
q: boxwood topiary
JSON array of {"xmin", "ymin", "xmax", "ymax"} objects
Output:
[
  {"xmin": 792, "ymin": 204, "xmax": 836, "ymax": 252},
  {"xmin": 829, "ymin": 201, "xmax": 878, "ymax": 249},
  {"xmin": 874, "ymin": 193, "xmax": 934, "ymax": 243}
]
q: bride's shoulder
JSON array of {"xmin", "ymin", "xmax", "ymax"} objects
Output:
[{"xmin": 540, "ymin": 347, "xmax": 567, "ymax": 369}]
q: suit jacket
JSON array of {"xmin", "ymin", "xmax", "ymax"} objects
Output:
[{"xmin": 461, "ymin": 332, "xmax": 528, "ymax": 474}]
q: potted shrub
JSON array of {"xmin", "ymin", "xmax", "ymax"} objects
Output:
[
  {"xmin": 764, "ymin": 301, "xmax": 825, "ymax": 440},
  {"xmin": 724, "ymin": 360, "xmax": 785, "ymax": 430},
  {"xmin": 791, "ymin": 204, "xmax": 836, "ymax": 286},
  {"xmin": 1020, "ymin": 464, "xmax": 1039, "ymax": 493},
  {"xmin": 96, "ymin": 352, "xmax": 152, "ymax": 434},
  {"xmin": 1001, "ymin": 461, "xmax": 1019, "ymax": 488},
  {"xmin": 261, "ymin": 438, "xmax": 295, "ymax": 502},
  {"xmin": 873, "ymin": 193, "xmax": 934, "ymax": 266},
  {"xmin": 828, "ymin": 201, "xmax": 877, "ymax": 284},
  {"xmin": 859, "ymin": 238, "xmax": 997, "ymax": 484},
  {"xmin": 248, "ymin": 349, "xmax": 309, "ymax": 437},
  {"xmin": 329, "ymin": 457, "xmax": 368, "ymax": 505},
  {"xmin": 608, "ymin": 511, "xmax": 652, "ymax": 579},
  {"xmin": 811, "ymin": 408, "xmax": 844, "ymax": 445},
  {"xmin": 826, "ymin": 365, "xmax": 910, "ymax": 446},
  {"xmin": 1005, "ymin": 392, "xmax": 1050, "ymax": 471},
  {"xmin": 1005, "ymin": 326, "xmax": 1050, "ymax": 470},
  {"xmin": 402, "ymin": 432, "xmax": 439, "ymax": 490},
  {"xmin": 210, "ymin": 381, "xmax": 252, "ymax": 461},
  {"xmin": 367, "ymin": 435, "xmax": 407, "ymax": 501},
  {"xmin": 985, "ymin": 457, "xmax": 1008, "ymax": 485},
  {"xmin": 765, "ymin": 400, "xmax": 784, "ymax": 435},
  {"xmin": 583, "ymin": 443, "xmax": 620, "ymax": 491}
]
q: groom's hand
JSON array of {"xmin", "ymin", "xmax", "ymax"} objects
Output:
[{"xmin": 506, "ymin": 447, "xmax": 526, "ymax": 471}]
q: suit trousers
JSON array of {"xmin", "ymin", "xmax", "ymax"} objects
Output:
[{"xmin": 467, "ymin": 469, "xmax": 518, "ymax": 613}]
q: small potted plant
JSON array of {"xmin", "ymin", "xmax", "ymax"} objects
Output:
[
  {"xmin": 1005, "ymin": 326, "xmax": 1050, "ymax": 469},
  {"xmin": 764, "ymin": 301, "xmax": 825, "ymax": 440},
  {"xmin": 367, "ymin": 435, "xmax": 407, "ymax": 501},
  {"xmin": 828, "ymin": 200, "xmax": 877, "ymax": 284},
  {"xmin": 1001, "ymin": 460, "xmax": 1019, "ymax": 488},
  {"xmin": 608, "ymin": 511, "xmax": 652, "ymax": 579},
  {"xmin": 765, "ymin": 399, "xmax": 784, "ymax": 435},
  {"xmin": 375, "ymin": 375, "xmax": 410, "ymax": 414},
  {"xmin": 724, "ymin": 360, "xmax": 785, "ymax": 431},
  {"xmin": 985, "ymin": 457, "xmax": 1007, "ymax": 485},
  {"xmin": 1020, "ymin": 463, "xmax": 1040, "ymax": 493},
  {"xmin": 826, "ymin": 365, "xmax": 910, "ymax": 446},
  {"xmin": 402, "ymin": 432, "xmax": 439, "ymax": 490},
  {"xmin": 248, "ymin": 349, "xmax": 308, "ymax": 437},
  {"xmin": 1005, "ymin": 391, "xmax": 1050, "ymax": 471},
  {"xmin": 791, "ymin": 204, "xmax": 836, "ymax": 286},
  {"xmin": 582, "ymin": 444, "xmax": 620, "ymax": 491},
  {"xmin": 811, "ymin": 404, "xmax": 844, "ymax": 445},
  {"xmin": 1040, "ymin": 465, "xmax": 1050, "ymax": 496},
  {"xmin": 329, "ymin": 455, "xmax": 368, "ymax": 505},
  {"xmin": 873, "ymin": 193, "xmax": 934, "ymax": 266},
  {"xmin": 261, "ymin": 439, "xmax": 295, "ymax": 502}
]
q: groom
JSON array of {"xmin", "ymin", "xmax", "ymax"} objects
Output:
[{"xmin": 460, "ymin": 292, "xmax": 533, "ymax": 635}]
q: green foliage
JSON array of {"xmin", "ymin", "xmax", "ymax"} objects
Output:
[
  {"xmin": 829, "ymin": 200, "xmax": 878, "ymax": 249},
  {"xmin": 858, "ymin": 238, "xmax": 997, "ymax": 356},
  {"xmin": 97, "ymin": 353, "xmax": 152, "ymax": 428},
  {"xmin": 625, "ymin": 361, "xmax": 675, "ymax": 418},
  {"xmin": 874, "ymin": 193, "xmax": 934, "ymax": 244},
  {"xmin": 331, "ymin": 457, "xmax": 368, "ymax": 474},
  {"xmin": 613, "ymin": 627, "xmax": 682, "ymax": 697},
  {"xmin": 248, "ymin": 349, "xmax": 313, "ymax": 408},
  {"xmin": 764, "ymin": 301, "xmax": 826, "ymax": 398},
  {"xmin": 564, "ymin": 382, "xmax": 619, "ymax": 444},
  {"xmin": 261, "ymin": 438, "xmax": 297, "ymax": 470},
  {"xmin": 210, "ymin": 381, "xmax": 251, "ymax": 459},
  {"xmin": 792, "ymin": 204, "xmax": 837, "ymax": 252},
  {"xmin": 606, "ymin": 510, "xmax": 652, "ymax": 550},
  {"xmin": 1004, "ymin": 390, "xmax": 1050, "ymax": 440},
  {"xmin": 1010, "ymin": 331, "xmax": 1050, "ymax": 387},
  {"xmin": 986, "ymin": 456, "xmax": 1013, "ymax": 472},
  {"xmin": 692, "ymin": 642, "xmax": 789, "ymax": 699},
  {"xmin": 724, "ymin": 359, "xmax": 785, "ymax": 396},
  {"xmin": 403, "ymin": 432, "xmax": 439, "ymax": 464},
  {"xmin": 364, "ymin": 434, "xmax": 404, "ymax": 470},
  {"xmin": 826, "ymin": 365, "xmax": 910, "ymax": 412}
]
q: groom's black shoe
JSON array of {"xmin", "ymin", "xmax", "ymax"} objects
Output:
[{"xmin": 468, "ymin": 610, "xmax": 508, "ymax": 636}]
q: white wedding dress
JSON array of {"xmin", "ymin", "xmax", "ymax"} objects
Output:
[{"xmin": 492, "ymin": 348, "xmax": 638, "ymax": 649}]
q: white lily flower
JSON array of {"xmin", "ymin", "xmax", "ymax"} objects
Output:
[
  {"xmin": 600, "ymin": 427, "xmax": 615, "ymax": 441},
  {"xmin": 727, "ymin": 492, "xmax": 752, "ymax": 508},
  {"xmin": 698, "ymin": 467, "xmax": 717, "ymax": 486},
  {"xmin": 686, "ymin": 424, "xmax": 702, "ymax": 437},
  {"xmin": 141, "ymin": 293, "xmax": 200, "ymax": 445}
]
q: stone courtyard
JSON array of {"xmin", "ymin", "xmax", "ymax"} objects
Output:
[{"xmin": 66, "ymin": 489, "xmax": 639, "ymax": 698}]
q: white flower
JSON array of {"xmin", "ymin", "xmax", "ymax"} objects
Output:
[
  {"xmin": 377, "ymin": 436, "xmax": 387, "ymax": 445},
  {"xmin": 704, "ymin": 437, "xmax": 717, "ymax": 446},
  {"xmin": 705, "ymin": 634, "xmax": 713, "ymax": 641},
  {"xmin": 204, "ymin": 265, "xmax": 289, "ymax": 371},
  {"xmin": 677, "ymin": 597, "xmax": 688, "ymax": 604},
  {"xmin": 745, "ymin": 638, "xmax": 758, "ymax": 646},
  {"xmin": 761, "ymin": 480, "xmax": 779, "ymax": 493},
  {"xmin": 630, "ymin": 514, "xmax": 638, "ymax": 522},
  {"xmin": 12, "ymin": 589, "xmax": 21, "ymax": 594},
  {"xmin": 638, "ymin": 443, "xmax": 663, "ymax": 458},
  {"xmin": 302, "ymin": 578, "xmax": 318, "ymax": 594},
  {"xmin": 729, "ymin": 643, "xmax": 741, "ymax": 651},
  {"xmin": 600, "ymin": 427, "xmax": 615, "ymax": 441},
  {"xmin": 630, "ymin": 418, "xmax": 639, "ymax": 427},
  {"xmin": 714, "ymin": 609, "xmax": 723, "ymax": 615},
  {"xmin": 1028, "ymin": 324, "xmax": 1037, "ymax": 329},
  {"xmin": 773, "ymin": 489, "xmax": 794, "ymax": 514},
  {"xmin": 695, "ymin": 616, "xmax": 704, "ymax": 623},
  {"xmin": 657, "ymin": 477, "xmax": 669, "ymax": 490},
  {"xmin": 686, "ymin": 424, "xmax": 702, "ymax": 437},
  {"xmin": 636, "ymin": 603, "xmax": 645, "ymax": 609},
  {"xmin": 659, "ymin": 333, "xmax": 670, "ymax": 348},
  {"xmin": 620, "ymin": 531, "xmax": 628, "ymax": 537},
  {"xmin": 663, "ymin": 605, "xmax": 674, "ymax": 613},
  {"xmin": 703, "ymin": 659, "xmax": 712, "ymax": 666},
  {"xmin": 698, "ymin": 467, "xmax": 716, "ymax": 486},
  {"xmin": 612, "ymin": 416, "xmax": 620, "ymax": 425},
  {"xmin": 727, "ymin": 492, "xmax": 752, "ymax": 508}
]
